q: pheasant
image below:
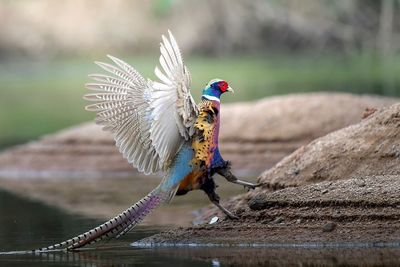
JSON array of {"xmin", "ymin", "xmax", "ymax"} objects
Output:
[{"xmin": 38, "ymin": 31, "xmax": 259, "ymax": 251}]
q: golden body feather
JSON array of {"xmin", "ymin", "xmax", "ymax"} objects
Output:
[{"xmin": 177, "ymin": 99, "xmax": 221, "ymax": 194}]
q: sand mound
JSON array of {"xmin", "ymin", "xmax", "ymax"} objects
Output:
[{"xmin": 258, "ymin": 102, "xmax": 400, "ymax": 189}]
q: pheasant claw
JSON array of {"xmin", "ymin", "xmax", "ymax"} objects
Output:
[{"xmin": 212, "ymin": 201, "xmax": 239, "ymax": 220}]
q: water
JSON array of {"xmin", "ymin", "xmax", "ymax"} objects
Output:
[{"xmin": 1, "ymin": 190, "xmax": 400, "ymax": 266}]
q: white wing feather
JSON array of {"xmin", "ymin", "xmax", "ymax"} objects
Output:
[
  {"xmin": 84, "ymin": 31, "xmax": 198, "ymax": 174},
  {"xmin": 149, "ymin": 31, "xmax": 198, "ymax": 164}
]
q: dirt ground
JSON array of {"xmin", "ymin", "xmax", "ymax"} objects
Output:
[{"xmin": 140, "ymin": 175, "xmax": 400, "ymax": 245}]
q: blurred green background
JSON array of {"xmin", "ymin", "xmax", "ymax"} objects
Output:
[{"xmin": 0, "ymin": 0, "xmax": 399, "ymax": 149}]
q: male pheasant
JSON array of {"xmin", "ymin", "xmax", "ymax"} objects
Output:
[{"xmin": 38, "ymin": 31, "xmax": 259, "ymax": 251}]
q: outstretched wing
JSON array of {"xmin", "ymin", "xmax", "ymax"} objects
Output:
[
  {"xmin": 150, "ymin": 30, "xmax": 198, "ymax": 165},
  {"xmin": 84, "ymin": 31, "xmax": 198, "ymax": 174}
]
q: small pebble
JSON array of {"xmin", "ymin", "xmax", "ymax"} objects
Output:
[
  {"xmin": 322, "ymin": 221, "xmax": 337, "ymax": 232},
  {"xmin": 273, "ymin": 217, "xmax": 284, "ymax": 224},
  {"xmin": 321, "ymin": 189, "xmax": 329, "ymax": 194},
  {"xmin": 248, "ymin": 195, "xmax": 267, "ymax": 210},
  {"xmin": 209, "ymin": 216, "xmax": 219, "ymax": 224}
]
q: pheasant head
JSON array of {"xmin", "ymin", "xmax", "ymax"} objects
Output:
[{"xmin": 202, "ymin": 79, "xmax": 234, "ymax": 102}]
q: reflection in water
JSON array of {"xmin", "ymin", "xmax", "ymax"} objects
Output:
[
  {"xmin": 157, "ymin": 246, "xmax": 400, "ymax": 267},
  {"xmin": 1, "ymin": 190, "xmax": 400, "ymax": 266},
  {"xmin": 3, "ymin": 246, "xmax": 400, "ymax": 267},
  {"xmin": 1, "ymin": 248, "xmax": 206, "ymax": 267},
  {"xmin": 0, "ymin": 189, "xmax": 102, "ymax": 252}
]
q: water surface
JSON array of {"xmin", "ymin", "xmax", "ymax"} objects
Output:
[{"xmin": 1, "ymin": 190, "xmax": 400, "ymax": 266}]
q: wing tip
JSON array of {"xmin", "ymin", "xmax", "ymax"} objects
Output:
[
  {"xmin": 107, "ymin": 54, "xmax": 118, "ymax": 62},
  {"xmin": 94, "ymin": 61, "xmax": 105, "ymax": 67},
  {"xmin": 84, "ymin": 104, "xmax": 95, "ymax": 111},
  {"xmin": 167, "ymin": 29, "xmax": 174, "ymax": 39},
  {"xmin": 82, "ymin": 93, "xmax": 96, "ymax": 101},
  {"xmin": 161, "ymin": 35, "xmax": 168, "ymax": 45},
  {"xmin": 84, "ymin": 82, "xmax": 92, "ymax": 88},
  {"xmin": 84, "ymin": 82, "xmax": 102, "ymax": 92}
]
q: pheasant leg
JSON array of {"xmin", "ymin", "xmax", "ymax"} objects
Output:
[
  {"xmin": 201, "ymin": 177, "xmax": 239, "ymax": 220},
  {"xmin": 216, "ymin": 161, "xmax": 261, "ymax": 189}
]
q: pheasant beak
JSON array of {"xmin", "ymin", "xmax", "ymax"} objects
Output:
[{"xmin": 227, "ymin": 86, "xmax": 234, "ymax": 94}]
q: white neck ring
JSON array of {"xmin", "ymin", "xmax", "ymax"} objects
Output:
[{"xmin": 202, "ymin": 94, "xmax": 220, "ymax": 102}]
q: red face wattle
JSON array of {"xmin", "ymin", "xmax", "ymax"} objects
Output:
[{"xmin": 218, "ymin": 81, "xmax": 229, "ymax": 92}]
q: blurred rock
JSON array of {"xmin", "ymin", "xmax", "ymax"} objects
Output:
[
  {"xmin": 0, "ymin": 93, "xmax": 397, "ymax": 178},
  {"xmin": 0, "ymin": 123, "xmax": 135, "ymax": 178},
  {"xmin": 220, "ymin": 92, "xmax": 397, "ymax": 174}
]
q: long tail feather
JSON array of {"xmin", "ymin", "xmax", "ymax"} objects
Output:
[{"xmin": 35, "ymin": 184, "xmax": 171, "ymax": 252}]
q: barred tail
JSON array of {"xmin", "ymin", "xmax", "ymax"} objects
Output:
[{"xmin": 35, "ymin": 184, "xmax": 172, "ymax": 252}]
